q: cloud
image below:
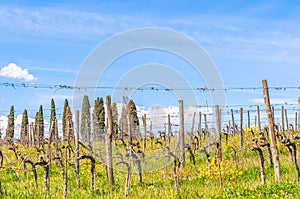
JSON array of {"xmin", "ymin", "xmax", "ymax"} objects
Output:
[
  {"xmin": 0, "ymin": 6, "xmax": 145, "ymax": 38},
  {"xmin": 0, "ymin": 63, "xmax": 37, "ymax": 81},
  {"xmin": 1, "ymin": 5, "xmax": 300, "ymax": 62},
  {"xmin": 251, "ymin": 98, "xmax": 297, "ymax": 105},
  {"xmin": 30, "ymin": 66, "xmax": 77, "ymax": 73},
  {"xmin": 0, "ymin": 114, "xmax": 41, "ymax": 138}
]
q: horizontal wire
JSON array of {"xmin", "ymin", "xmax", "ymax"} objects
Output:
[{"xmin": 0, "ymin": 82, "xmax": 300, "ymax": 91}]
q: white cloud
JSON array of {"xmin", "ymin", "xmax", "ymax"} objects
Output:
[
  {"xmin": 0, "ymin": 6, "xmax": 144, "ymax": 38},
  {"xmin": 30, "ymin": 66, "xmax": 77, "ymax": 73},
  {"xmin": 251, "ymin": 98, "xmax": 297, "ymax": 105},
  {"xmin": 0, "ymin": 115, "xmax": 8, "ymax": 132},
  {"xmin": 0, "ymin": 114, "xmax": 45, "ymax": 138},
  {"xmin": 0, "ymin": 63, "xmax": 37, "ymax": 81},
  {"xmin": 1, "ymin": 5, "xmax": 300, "ymax": 66}
]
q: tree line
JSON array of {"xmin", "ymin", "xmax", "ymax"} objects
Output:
[{"xmin": 1, "ymin": 95, "xmax": 140, "ymax": 144}]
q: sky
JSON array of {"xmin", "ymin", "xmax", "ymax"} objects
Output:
[{"xmin": 0, "ymin": 0, "xmax": 299, "ymax": 125}]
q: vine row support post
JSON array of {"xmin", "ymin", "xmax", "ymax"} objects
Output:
[{"xmin": 262, "ymin": 79, "xmax": 281, "ymax": 182}]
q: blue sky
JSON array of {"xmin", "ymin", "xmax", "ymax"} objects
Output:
[{"xmin": 0, "ymin": 0, "xmax": 299, "ymax": 121}]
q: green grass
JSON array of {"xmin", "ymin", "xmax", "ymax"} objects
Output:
[{"xmin": 1, "ymin": 132, "xmax": 300, "ymax": 198}]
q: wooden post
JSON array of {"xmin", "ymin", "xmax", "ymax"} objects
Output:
[
  {"xmin": 64, "ymin": 145, "xmax": 68, "ymax": 197},
  {"xmin": 285, "ymin": 109, "xmax": 289, "ymax": 131},
  {"xmin": 262, "ymin": 79, "xmax": 281, "ymax": 182},
  {"xmin": 247, "ymin": 110, "xmax": 250, "ymax": 128},
  {"xmin": 49, "ymin": 121, "xmax": 55, "ymax": 144},
  {"xmin": 216, "ymin": 105, "xmax": 223, "ymax": 188},
  {"xmin": 47, "ymin": 121, "xmax": 54, "ymax": 161},
  {"xmin": 255, "ymin": 115, "xmax": 257, "ymax": 129},
  {"xmin": 204, "ymin": 114, "xmax": 207, "ymax": 133},
  {"xmin": 190, "ymin": 112, "xmax": 196, "ymax": 142},
  {"xmin": 190, "ymin": 112, "xmax": 196, "ymax": 143},
  {"xmin": 66, "ymin": 121, "xmax": 70, "ymax": 144},
  {"xmin": 179, "ymin": 100, "xmax": 185, "ymax": 166},
  {"xmin": 128, "ymin": 106, "xmax": 132, "ymax": 146},
  {"xmin": 298, "ymin": 97, "xmax": 300, "ymax": 131},
  {"xmin": 240, "ymin": 108, "xmax": 243, "ymax": 149},
  {"xmin": 168, "ymin": 114, "xmax": 171, "ymax": 143},
  {"xmin": 120, "ymin": 106, "xmax": 124, "ymax": 140},
  {"xmin": 74, "ymin": 110, "xmax": 80, "ymax": 188},
  {"xmin": 106, "ymin": 96, "xmax": 114, "ymax": 185},
  {"xmin": 31, "ymin": 123, "xmax": 35, "ymax": 146},
  {"xmin": 54, "ymin": 119, "xmax": 59, "ymax": 156},
  {"xmin": 281, "ymin": 106, "xmax": 285, "ymax": 132},
  {"xmin": 216, "ymin": 105, "xmax": 222, "ymax": 158},
  {"xmin": 150, "ymin": 119, "xmax": 153, "ymax": 147},
  {"xmin": 86, "ymin": 118, "xmax": 92, "ymax": 155},
  {"xmin": 225, "ymin": 124, "xmax": 229, "ymax": 144},
  {"xmin": 257, "ymin": 106, "xmax": 261, "ymax": 132},
  {"xmin": 142, "ymin": 114, "xmax": 147, "ymax": 151},
  {"xmin": 28, "ymin": 123, "xmax": 32, "ymax": 146},
  {"xmin": 295, "ymin": 112, "xmax": 298, "ymax": 131},
  {"xmin": 231, "ymin": 109, "xmax": 235, "ymax": 134},
  {"xmin": 26, "ymin": 124, "xmax": 29, "ymax": 146},
  {"xmin": 55, "ymin": 118, "xmax": 59, "ymax": 142},
  {"xmin": 197, "ymin": 112, "xmax": 202, "ymax": 137},
  {"xmin": 37, "ymin": 123, "xmax": 40, "ymax": 149}
]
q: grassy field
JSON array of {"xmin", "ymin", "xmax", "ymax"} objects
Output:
[{"xmin": 1, "ymin": 129, "xmax": 300, "ymax": 198}]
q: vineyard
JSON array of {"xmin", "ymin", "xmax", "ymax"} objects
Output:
[{"xmin": 1, "ymin": 79, "xmax": 300, "ymax": 199}]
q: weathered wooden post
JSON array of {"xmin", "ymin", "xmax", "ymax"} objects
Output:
[
  {"xmin": 247, "ymin": 110, "xmax": 250, "ymax": 128},
  {"xmin": 191, "ymin": 112, "xmax": 196, "ymax": 142},
  {"xmin": 64, "ymin": 145, "xmax": 68, "ymax": 198},
  {"xmin": 142, "ymin": 114, "xmax": 147, "ymax": 150},
  {"xmin": 216, "ymin": 105, "xmax": 223, "ymax": 188},
  {"xmin": 257, "ymin": 106, "xmax": 261, "ymax": 132},
  {"xmin": 47, "ymin": 121, "xmax": 54, "ymax": 161},
  {"xmin": 285, "ymin": 109, "xmax": 289, "ymax": 131},
  {"xmin": 240, "ymin": 108, "xmax": 243, "ymax": 149},
  {"xmin": 31, "ymin": 123, "xmax": 35, "ymax": 146},
  {"xmin": 179, "ymin": 100, "xmax": 185, "ymax": 166},
  {"xmin": 128, "ymin": 106, "xmax": 132, "ymax": 146},
  {"xmin": 295, "ymin": 112, "xmax": 298, "ymax": 131},
  {"xmin": 216, "ymin": 105, "xmax": 222, "ymax": 158},
  {"xmin": 86, "ymin": 118, "xmax": 92, "ymax": 155},
  {"xmin": 197, "ymin": 112, "xmax": 202, "ymax": 137},
  {"xmin": 54, "ymin": 119, "xmax": 59, "ymax": 156},
  {"xmin": 74, "ymin": 110, "xmax": 80, "ymax": 188},
  {"xmin": 24, "ymin": 124, "xmax": 29, "ymax": 146},
  {"xmin": 28, "ymin": 124, "xmax": 32, "ymax": 146},
  {"xmin": 204, "ymin": 114, "xmax": 207, "ymax": 139},
  {"xmin": 106, "ymin": 95, "xmax": 114, "ymax": 186},
  {"xmin": 150, "ymin": 119, "xmax": 153, "ymax": 147},
  {"xmin": 262, "ymin": 79, "xmax": 281, "ymax": 182},
  {"xmin": 37, "ymin": 123, "xmax": 40, "ymax": 149},
  {"xmin": 298, "ymin": 97, "xmax": 300, "ymax": 131},
  {"xmin": 168, "ymin": 114, "xmax": 171, "ymax": 144},
  {"xmin": 231, "ymin": 109, "xmax": 235, "ymax": 134},
  {"xmin": 282, "ymin": 106, "xmax": 285, "ymax": 132}
]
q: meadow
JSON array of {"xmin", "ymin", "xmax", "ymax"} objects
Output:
[{"xmin": 1, "ymin": 127, "xmax": 300, "ymax": 199}]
